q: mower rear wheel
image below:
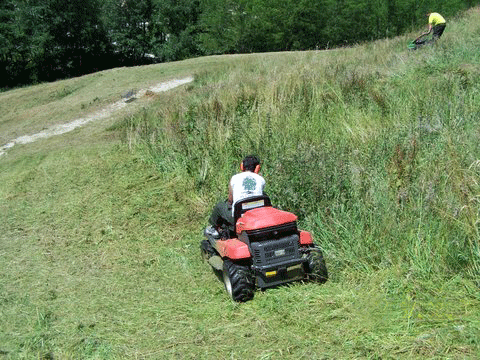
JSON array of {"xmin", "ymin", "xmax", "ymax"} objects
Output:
[
  {"xmin": 305, "ymin": 249, "xmax": 328, "ymax": 283},
  {"xmin": 222, "ymin": 260, "xmax": 255, "ymax": 302}
]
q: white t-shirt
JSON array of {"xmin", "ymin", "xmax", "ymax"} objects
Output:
[{"xmin": 230, "ymin": 171, "xmax": 266, "ymax": 214}]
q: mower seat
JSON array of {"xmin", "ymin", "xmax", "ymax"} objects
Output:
[{"xmin": 233, "ymin": 195, "xmax": 272, "ymax": 225}]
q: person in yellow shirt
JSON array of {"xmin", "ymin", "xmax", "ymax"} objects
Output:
[{"xmin": 416, "ymin": 12, "xmax": 446, "ymax": 44}]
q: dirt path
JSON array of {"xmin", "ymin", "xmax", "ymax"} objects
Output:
[{"xmin": 0, "ymin": 77, "xmax": 194, "ymax": 157}]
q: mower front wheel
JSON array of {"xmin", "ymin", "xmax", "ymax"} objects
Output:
[
  {"xmin": 222, "ymin": 260, "xmax": 255, "ymax": 302},
  {"xmin": 200, "ymin": 240, "xmax": 215, "ymax": 261}
]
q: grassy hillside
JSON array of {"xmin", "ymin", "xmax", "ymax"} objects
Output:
[{"xmin": 1, "ymin": 7, "xmax": 480, "ymax": 359}]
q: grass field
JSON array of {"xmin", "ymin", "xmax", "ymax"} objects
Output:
[{"xmin": 1, "ymin": 7, "xmax": 480, "ymax": 359}]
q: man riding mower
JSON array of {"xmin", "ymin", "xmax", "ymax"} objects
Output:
[{"xmin": 201, "ymin": 156, "xmax": 328, "ymax": 302}]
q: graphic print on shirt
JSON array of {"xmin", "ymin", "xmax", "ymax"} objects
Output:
[{"xmin": 242, "ymin": 176, "xmax": 257, "ymax": 194}]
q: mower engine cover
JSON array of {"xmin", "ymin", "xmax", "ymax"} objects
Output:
[{"xmin": 236, "ymin": 207, "xmax": 297, "ymax": 234}]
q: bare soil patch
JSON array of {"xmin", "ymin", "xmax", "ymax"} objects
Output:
[{"xmin": 0, "ymin": 77, "xmax": 193, "ymax": 157}]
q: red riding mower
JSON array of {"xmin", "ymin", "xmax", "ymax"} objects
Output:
[{"xmin": 201, "ymin": 195, "xmax": 328, "ymax": 302}]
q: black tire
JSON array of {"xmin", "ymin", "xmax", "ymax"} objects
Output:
[
  {"xmin": 305, "ymin": 249, "xmax": 328, "ymax": 283},
  {"xmin": 222, "ymin": 259, "xmax": 255, "ymax": 302}
]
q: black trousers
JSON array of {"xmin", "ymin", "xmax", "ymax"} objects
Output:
[
  {"xmin": 209, "ymin": 200, "xmax": 235, "ymax": 237},
  {"xmin": 432, "ymin": 24, "xmax": 446, "ymax": 40}
]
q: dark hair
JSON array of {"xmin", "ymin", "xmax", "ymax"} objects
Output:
[{"xmin": 242, "ymin": 155, "xmax": 260, "ymax": 172}]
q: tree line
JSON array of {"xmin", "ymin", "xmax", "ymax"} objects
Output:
[{"xmin": 0, "ymin": 0, "xmax": 475, "ymax": 88}]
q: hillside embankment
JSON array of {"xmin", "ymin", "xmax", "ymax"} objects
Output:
[{"xmin": 1, "ymin": 7, "xmax": 479, "ymax": 359}]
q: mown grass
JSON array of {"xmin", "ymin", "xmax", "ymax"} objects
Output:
[{"xmin": 1, "ymin": 6, "xmax": 480, "ymax": 360}]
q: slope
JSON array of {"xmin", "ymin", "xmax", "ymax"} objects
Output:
[{"xmin": 1, "ymin": 7, "xmax": 479, "ymax": 359}]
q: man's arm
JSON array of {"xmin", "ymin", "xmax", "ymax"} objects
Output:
[
  {"xmin": 228, "ymin": 181, "xmax": 233, "ymax": 204},
  {"xmin": 420, "ymin": 24, "xmax": 433, "ymax": 37},
  {"xmin": 416, "ymin": 24, "xmax": 432, "ymax": 41}
]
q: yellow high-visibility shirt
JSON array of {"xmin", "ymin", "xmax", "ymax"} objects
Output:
[{"xmin": 429, "ymin": 13, "xmax": 446, "ymax": 26}]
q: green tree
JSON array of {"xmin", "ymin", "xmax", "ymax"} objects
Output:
[
  {"xmin": 47, "ymin": 0, "xmax": 109, "ymax": 76},
  {"xmin": 197, "ymin": 0, "xmax": 245, "ymax": 54},
  {"xmin": 4, "ymin": 0, "xmax": 108, "ymax": 84},
  {"xmin": 11, "ymin": 0, "xmax": 53, "ymax": 82},
  {"xmin": 103, "ymin": 0, "xmax": 155, "ymax": 63},
  {"xmin": 0, "ymin": 0, "xmax": 22, "ymax": 86},
  {"xmin": 155, "ymin": 0, "xmax": 202, "ymax": 61}
]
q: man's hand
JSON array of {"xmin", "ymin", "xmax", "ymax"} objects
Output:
[{"xmin": 228, "ymin": 182, "xmax": 233, "ymax": 204}]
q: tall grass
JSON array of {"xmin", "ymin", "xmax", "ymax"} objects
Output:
[{"xmin": 122, "ymin": 8, "xmax": 480, "ymax": 282}]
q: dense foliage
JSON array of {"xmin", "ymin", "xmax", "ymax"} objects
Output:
[
  {"xmin": 120, "ymin": 8, "xmax": 480, "ymax": 280},
  {"xmin": 0, "ymin": 0, "xmax": 475, "ymax": 87}
]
